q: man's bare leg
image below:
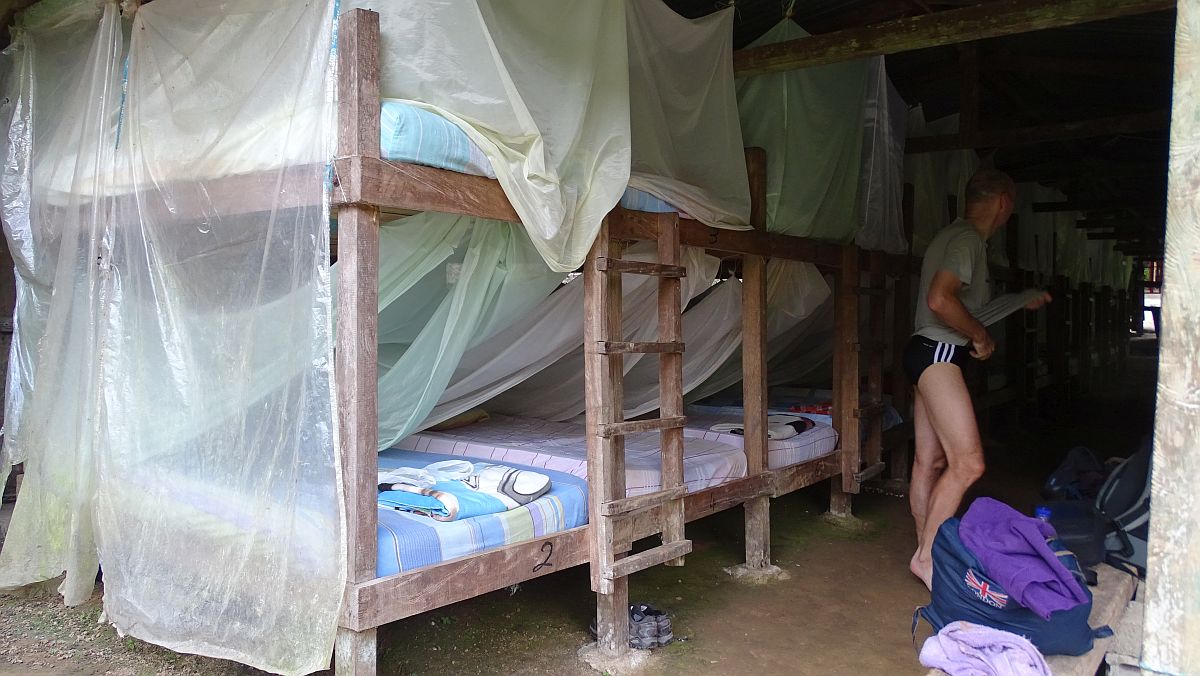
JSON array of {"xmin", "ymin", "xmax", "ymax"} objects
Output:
[
  {"xmin": 910, "ymin": 363, "xmax": 986, "ymax": 589},
  {"xmin": 909, "ymin": 388, "xmax": 947, "ymax": 578}
]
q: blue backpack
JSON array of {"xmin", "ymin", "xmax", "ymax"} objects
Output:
[{"xmin": 916, "ymin": 518, "xmax": 1109, "ymax": 656}]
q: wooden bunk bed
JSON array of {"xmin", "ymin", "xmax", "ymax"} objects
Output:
[{"xmin": 329, "ymin": 9, "xmax": 918, "ymax": 674}]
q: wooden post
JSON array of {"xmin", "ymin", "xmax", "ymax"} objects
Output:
[
  {"xmin": 1005, "ymin": 217, "xmax": 1027, "ymax": 407},
  {"xmin": 864, "ymin": 251, "xmax": 886, "ymax": 469},
  {"xmin": 1144, "ymin": 1, "xmax": 1200, "ymax": 667},
  {"xmin": 732, "ymin": 0, "xmax": 1173, "ymax": 76},
  {"xmin": 887, "ymin": 184, "xmax": 916, "ymax": 486},
  {"xmin": 831, "ymin": 245, "xmax": 861, "ymax": 514},
  {"xmin": 742, "ymin": 147, "xmax": 771, "ymax": 567},
  {"xmin": 742, "ymin": 254, "xmax": 770, "ymax": 567},
  {"xmin": 1047, "ymin": 275, "xmax": 1071, "ymax": 393},
  {"xmin": 583, "ymin": 221, "xmax": 629, "ymax": 656},
  {"xmin": 657, "ymin": 214, "xmax": 686, "ymax": 567},
  {"xmin": 1078, "ymin": 282, "xmax": 1094, "ymax": 393},
  {"xmin": 334, "ymin": 9, "xmax": 380, "ymax": 676}
]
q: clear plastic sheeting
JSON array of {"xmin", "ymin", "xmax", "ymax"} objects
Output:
[
  {"xmin": 856, "ymin": 57, "xmax": 908, "ymax": 254},
  {"xmin": 0, "ymin": 0, "xmax": 108, "ymax": 517},
  {"xmin": 0, "ymin": 0, "xmax": 342, "ymax": 673},
  {"xmin": 350, "ymin": 0, "xmax": 631, "ymax": 272},
  {"xmin": 626, "ymin": 2, "xmax": 750, "ymax": 229},
  {"xmin": 736, "ymin": 20, "xmax": 869, "ymax": 240},
  {"xmin": 0, "ymin": 0, "xmax": 120, "ymax": 604}
]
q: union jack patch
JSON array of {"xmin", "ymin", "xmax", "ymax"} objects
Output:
[{"xmin": 965, "ymin": 568, "xmax": 1009, "ymax": 609}]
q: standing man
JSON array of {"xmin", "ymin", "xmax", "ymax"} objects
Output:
[{"xmin": 903, "ymin": 169, "xmax": 1050, "ymax": 589}]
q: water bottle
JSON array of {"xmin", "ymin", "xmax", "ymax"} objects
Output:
[{"xmin": 1034, "ymin": 505, "xmax": 1052, "ymax": 522}]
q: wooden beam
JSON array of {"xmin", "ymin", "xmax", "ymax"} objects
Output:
[
  {"xmin": 335, "ymin": 9, "xmax": 381, "ymax": 675},
  {"xmin": 1144, "ymin": 0, "xmax": 1200, "ymax": 666},
  {"xmin": 733, "ymin": 0, "xmax": 1175, "ymax": 76},
  {"xmin": 607, "ymin": 207, "xmax": 843, "ymax": 266},
  {"xmin": 583, "ymin": 222, "xmax": 629, "ymax": 654},
  {"xmin": 906, "ymin": 109, "xmax": 1169, "ymax": 153},
  {"xmin": 656, "ymin": 214, "xmax": 687, "ymax": 567},
  {"xmin": 333, "ymin": 156, "xmax": 519, "ymax": 223},
  {"xmin": 1075, "ymin": 217, "xmax": 1163, "ymax": 230},
  {"xmin": 1006, "ymin": 159, "xmax": 1165, "ymax": 182},
  {"xmin": 1032, "ymin": 199, "xmax": 1165, "ymax": 213},
  {"xmin": 742, "ymin": 253, "xmax": 770, "ymax": 569},
  {"xmin": 742, "ymin": 144, "xmax": 771, "ymax": 571}
]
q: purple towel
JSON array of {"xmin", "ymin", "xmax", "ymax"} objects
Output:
[
  {"xmin": 959, "ymin": 497, "xmax": 1089, "ymax": 620},
  {"xmin": 920, "ymin": 621, "xmax": 1051, "ymax": 676}
]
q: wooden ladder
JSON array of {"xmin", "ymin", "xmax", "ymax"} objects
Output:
[
  {"xmin": 584, "ymin": 214, "xmax": 692, "ymax": 653},
  {"xmin": 834, "ymin": 246, "xmax": 888, "ymax": 497}
]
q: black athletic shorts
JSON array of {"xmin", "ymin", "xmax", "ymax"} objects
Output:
[{"xmin": 902, "ymin": 334, "xmax": 972, "ymax": 384}]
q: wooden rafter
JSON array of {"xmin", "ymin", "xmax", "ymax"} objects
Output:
[
  {"xmin": 1033, "ymin": 199, "xmax": 1165, "ymax": 212},
  {"xmin": 1075, "ymin": 217, "xmax": 1163, "ymax": 230},
  {"xmin": 733, "ymin": 0, "xmax": 1175, "ymax": 76},
  {"xmin": 908, "ymin": 109, "xmax": 1169, "ymax": 153}
]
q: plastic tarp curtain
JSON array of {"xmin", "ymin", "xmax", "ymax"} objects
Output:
[
  {"xmin": 626, "ymin": 2, "xmax": 751, "ymax": 229},
  {"xmin": 856, "ymin": 57, "xmax": 909, "ymax": 254},
  {"xmin": 349, "ymin": 0, "xmax": 631, "ymax": 273},
  {"xmin": 736, "ymin": 19, "xmax": 869, "ymax": 241},
  {"xmin": 0, "ymin": 0, "xmax": 341, "ymax": 674}
]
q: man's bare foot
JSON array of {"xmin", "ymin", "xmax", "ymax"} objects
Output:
[{"xmin": 909, "ymin": 553, "xmax": 933, "ymax": 590}]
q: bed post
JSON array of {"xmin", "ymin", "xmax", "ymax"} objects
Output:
[
  {"xmin": 886, "ymin": 183, "xmax": 916, "ymax": 489},
  {"xmin": 583, "ymin": 221, "xmax": 630, "ymax": 657},
  {"xmin": 741, "ymin": 147, "xmax": 773, "ymax": 570},
  {"xmin": 829, "ymin": 244, "xmax": 860, "ymax": 517},
  {"xmin": 334, "ymin": 9, "xmax": 381, "ymax": 676}
]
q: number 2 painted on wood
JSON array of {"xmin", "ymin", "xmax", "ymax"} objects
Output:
[{"xmin": 532, "ymin": 541, "xmax": 554, "ymax": 572}]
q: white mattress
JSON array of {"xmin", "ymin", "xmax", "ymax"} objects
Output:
[
  {"xmin": 682, "ymin": 411, "xmax": 840, "ymax": 469},
  {"xmin": 399, "ymin": 415, "xmax": 746, "ymax": 497}
]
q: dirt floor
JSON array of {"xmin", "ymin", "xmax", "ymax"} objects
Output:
[{"xmin": 0, "ymin": 344, "xmax": 1158, "ymax": 676}]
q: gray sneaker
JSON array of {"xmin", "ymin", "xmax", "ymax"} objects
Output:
[
  {"xmin": 588, "ymin": 602, "xmax": 673, "ymax": 649},
  {"xmin": 631, "ymin": 602, "xmax": 672, "ymax": 647}
]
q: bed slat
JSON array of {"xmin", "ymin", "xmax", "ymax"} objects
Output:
[{"xmin": 597, "ymin": 416, "xmax": 686, "ymax": 438}]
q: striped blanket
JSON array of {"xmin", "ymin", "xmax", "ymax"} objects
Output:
[{"xmin": 376, "ymin": 449, "xmax": 588, "ymax": 577}]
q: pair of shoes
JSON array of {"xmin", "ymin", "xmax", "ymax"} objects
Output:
[
  {"xmin": 588, "ymin": 602, "xmax": 673, "ymax": 649},
  {"xmin": 631, "ymin": 602, "xmax": 672, "ymax": 647}
]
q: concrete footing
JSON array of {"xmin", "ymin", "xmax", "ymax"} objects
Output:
[
  {"xmin": 723, "ymin": 563, "xmax": 791, "ymax": 584},
  {"xmin": 577, "ymin": 643, "xmax": 651, "ymax": 674}
]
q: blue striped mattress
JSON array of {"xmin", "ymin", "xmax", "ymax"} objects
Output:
[
  {"xmin": 375, "ymin": 448, "xmax": 588, "ymax": 577},
  {"xmin": 380, "ymin": 99, "xmax": 680, "ymax": 215}
]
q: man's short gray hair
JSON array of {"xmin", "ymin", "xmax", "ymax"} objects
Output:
[{"xmin": 965, "ymin": 169, "xmax": 1016, "ymax": 205}]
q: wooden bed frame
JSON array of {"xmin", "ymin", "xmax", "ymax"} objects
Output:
[{"xmin": 325, "ymin": 8, "xmax": 1128, "ymax": 673}]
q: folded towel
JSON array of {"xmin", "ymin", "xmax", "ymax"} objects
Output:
[
  {"xmin": 379, "ymin": 462, "xmax": 552, "ymax": 522},
  {"xmin": 920, "ymin": 621, "xmax": 1050, "ymax": 676}
]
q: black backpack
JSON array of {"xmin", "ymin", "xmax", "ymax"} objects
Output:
[
  {"xmin": 1095, "ymin": 443, "xmax": 1152, "ymax": 576},
  {"xmin": 1044, "ymin": 446, "xmax": 1108, "ymax": 501}
]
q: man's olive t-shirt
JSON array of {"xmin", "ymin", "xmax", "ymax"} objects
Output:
[{"xmin": 913, "ymin": 219, "xmax": 990, "ymax": 346}]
